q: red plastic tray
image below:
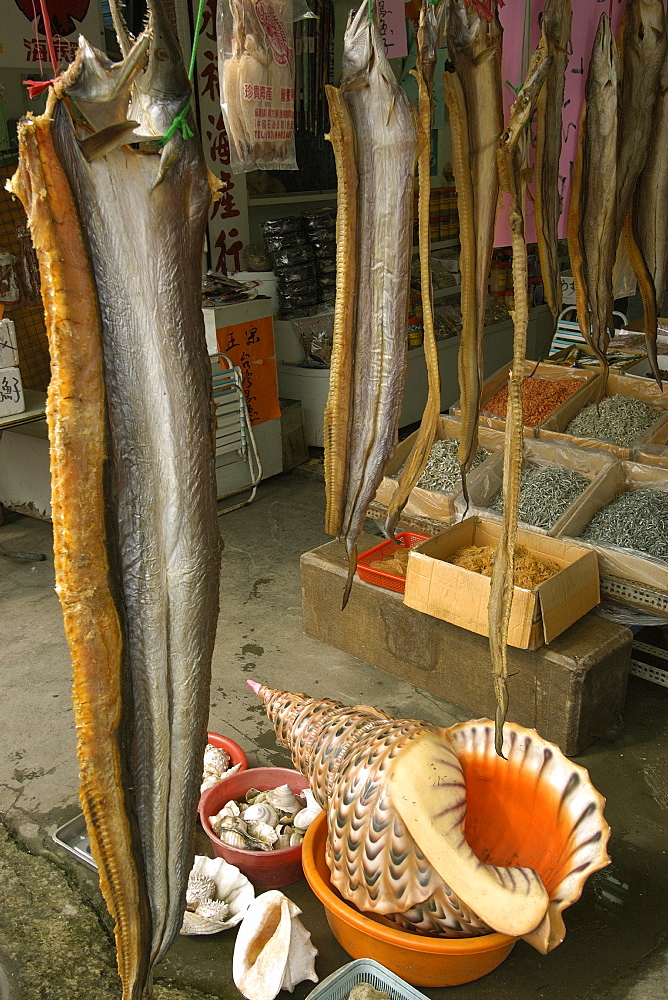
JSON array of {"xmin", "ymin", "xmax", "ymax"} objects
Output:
[{"xmin": 357, "ymin": 532, "xmax": 429, "ymax": 594}]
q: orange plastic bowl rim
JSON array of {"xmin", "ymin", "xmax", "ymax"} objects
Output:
[{"xmin": 302, "ymin": 812, "xmax": 517, "ymax": 988}]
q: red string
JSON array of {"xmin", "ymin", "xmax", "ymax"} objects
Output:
[
  {"xmin": 23, "ymin": 0, "xmax": 60, "ymax": 98},
  {"xmin": 466, "ymin": 0, "xmax": 504, "ymax": 22}
]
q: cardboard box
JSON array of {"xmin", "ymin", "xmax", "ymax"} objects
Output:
[
  {"xmin": 461, "ymin": 436, "xmax": 615, "ymax": 535},
  {"xmin": 555, "ymin": 460, "xmax": 668, "ymax": 595},
  {"xmin": 0, "ymin": 319, "xmax": 19, "ymax": 368},
  {"xmin": 539, "ymin": 371, "xmax": 668, "ymax": 459},
  {"xmin": 0, "ymin": 366, "xmax": 25, "ymax": 418},
  {"xmin": 450, "ymin": 360, "xmax": 597, "ymax": 436},
  {"xmin": 404, "ymin": 516, "xmax": 600, "ymax": 650},
  {"xmin": 373, "ymin": 415, "xmax": 505, "ymax": 524}
]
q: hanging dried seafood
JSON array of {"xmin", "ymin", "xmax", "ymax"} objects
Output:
[
  {"xmin": 385, "ymin": 0, "xmax": 442, "ymax": 538},
  {"xmin": 323, "ymin": 1, "xmax": 418, "ymax": 606},
  {"xmin": 442, "ymin": 0, "xmax": 504, "ymax": 501},
  {"xmin": 567, "ymin": 13, "xmax": 620, "ymax": 388},
  {"xmin": 534, "ymin": 0, "xmax": 572, "ymax": 329},
  {"xmin": 217, "ymin": 0, "xmax": 298, "ymax": 172},
  {"xmin": 489, "ymin": 32, "xmax": 551, "ymax": 755}
]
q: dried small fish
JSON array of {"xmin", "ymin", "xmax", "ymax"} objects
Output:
[
  {"xmin": 534, "ymin": 0, "xmax": 572, "ymax": 326},
  {"xmin": 568, "ymin": 13, "xmax": 620, "ymax": 385},
  {"xmin": 580, "ymin": 488, "xmax": 668, "ymax": 562},
  {"xmin": 323, "ymin": 3, "xmax": 418, "ymax": 605},
  {"xmin": 565, "ymin": 394, "xmax": 660, "ymax": 447},
  {"xmin": 399, "ymin": 438, "xmax": 488, "ymax": 495},
  {"xmin": 488, "ymin": 464, "xmax": 590, "ymax": 529}
]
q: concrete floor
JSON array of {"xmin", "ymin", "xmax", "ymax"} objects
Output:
[{"xmin": 0, "ymin": 469, "xmax": 667, "ymax": 1000}]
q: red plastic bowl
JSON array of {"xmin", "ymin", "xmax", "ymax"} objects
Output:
[
  {"xmin": 206, "ymin": 731, "xmax": 248, "ymax": 772},
  {"xmin": 199, "ymin": 766, "xmax": 309, "ymax": 889}
]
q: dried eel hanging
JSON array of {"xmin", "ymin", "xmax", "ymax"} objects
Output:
[
  {"xmin": 385, "ymin": 0, "xmax": 443, "ymax": 538},
  {"xmin": 632, "ymin": 44, "xmax": 668, "ymax": 379},
  {"xmin": 323, "ymin": 2, "xmax": 418, "ymax": 605},
  {"xmin": 10, "ymin": 2, "xmax": 221, "ymax": 995},
  {"xmin": 567, "ymin": 13, "xmax": 620, "ymax": 389},
  {"xmin": 488, "ymin": 35, "xmax": 551, "ymax": 756},
  {"xmin": 443, "ymin": 0, "xmax": 503, "ymax": 501},
  {"xmin": 617, "ymin": 0, "xmax": 667, "ymax": 388},
  {"xmin": 534, "ymin": 0, "xmax": 572, "ymax": 329}
]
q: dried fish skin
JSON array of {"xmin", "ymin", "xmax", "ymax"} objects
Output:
[
  {"xmin": 615, "ymin": 0, "xmax": 667, "ymax": 242},
  {"xmin": 444, "ymin": 0, "xmax": 504, "ymax": 489},
  {"xmin": 535, "ymin": 0, "xmax": 572, "ymax": 325},
  {"xmin": 324, "ymin": 3, "xmax": 418, "ymax": 601},
  {"xmin": 568, "ymin": 13, "xmax": 620, "ymax": 376},
  {"xmin": 632, "ymin": 46, "xmax": 668, "ymax": 384},
  {"xmin": 11, "ymin": 0, "xmax": 221, "ymax": 993}
]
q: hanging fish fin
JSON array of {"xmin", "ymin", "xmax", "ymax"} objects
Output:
[
  {"xmin": 79, "ymin": 121, "xmax": 140, "ymax": 161},
  {"xmin": 341, "ymin": 541, "xmax": 357, "ymax": 610}
]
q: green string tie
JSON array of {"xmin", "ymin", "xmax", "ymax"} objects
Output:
[{"xmin": 158, "ymin": 0, "xmax": 206, "ymax": 147}]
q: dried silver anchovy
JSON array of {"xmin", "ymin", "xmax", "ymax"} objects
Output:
[
  {"xmin": 489, "ymin": 464, "xmax": 590, "ymax": 529},
  {"xmin": 579, "ymin": 488, "xmax": 668, "ymax": 562},
  {"xmin": 399, "ymin": 438, "xmax": 488, "ymax": 495},
  {"xmin": 566, "ymin": 394, "xmax": 660, "ymax": 447}
]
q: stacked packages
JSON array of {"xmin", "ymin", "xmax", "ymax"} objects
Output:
[{"xmin": 263, "ymin": 208, "xmax": 336, "ymax": 318}]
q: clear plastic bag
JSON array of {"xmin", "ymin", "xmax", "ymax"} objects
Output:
[{"xmin": 217, "ymin": 0, "xmax": 298, "ymax": 173}]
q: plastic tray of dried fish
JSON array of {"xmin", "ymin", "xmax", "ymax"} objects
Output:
[
  {"xmin": 305, "ymin": 959, "xmax": 429, "ymax": 1000},
  {"xmin": 53, "ymin": 812, "xmax": 97, "ymax": 871}
]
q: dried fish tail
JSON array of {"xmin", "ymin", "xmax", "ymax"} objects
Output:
[{"xmin": 624, "ymin": 207, "xmax": 661, "ymax": 388}]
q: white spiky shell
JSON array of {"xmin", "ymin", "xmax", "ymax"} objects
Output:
[
  {"xmin": 180, "ymin": 856, "xmax": 255, "ymax": 935},
  {"xmin": 186, "ymin": 873, "xmax": 216, "ymax": 908},
  {"xmin": 233, "ymin": 890, "xmax": 318, "ymax": 1000},
  {"xmin": 204, "ymin": 744, "xmax": 231, "ymax": 774}
]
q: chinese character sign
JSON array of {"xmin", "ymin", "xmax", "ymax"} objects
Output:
[
  {"xmin": 377, "ymin": 0, "xmax": 408, "ymax": 59},
  {"xmin": 494, "ymin": 0, "xmax": 625, "ymax": 247},
  {"xmin": 1, "ymin": 1, "xmax": 104, "ymax": 69},
  {"xmin": 195, "ymin": 0, "xmax": 250, "ymax": 275},
  {"xmin": 216, "ymin": 316, "xmax": 281, "ymax": 425}
]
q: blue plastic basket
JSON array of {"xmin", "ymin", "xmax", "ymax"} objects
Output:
[{"xmin": 305, "ymin": 959, "xmax": 431, "ymax": 1000}]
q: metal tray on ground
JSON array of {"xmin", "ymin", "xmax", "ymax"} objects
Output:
[{"xmin": 52, "ymin": 813, "xmax": 97, "ymax": 871}]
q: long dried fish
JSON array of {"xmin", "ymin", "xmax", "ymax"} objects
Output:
[
  {"xmin": 567, "ymin": 12, "xmax": 620, "ymax": 386},
  {"xmin": 323, "ymin": 3, "xmax": 418, "ymax": 605},
  {"xmin": 534, "ymin": 0, "xmax": 571, "ymax": 327},
  {"xmin": 629, "ymin": 28, "xmax": 668, "ymax": 387},
  {"xmin": 10, "ymin": 2, "xmax": 221, "ymax": 996},
  {"xmin": 444, "ymin": 0, "xmax": 503, "ymax": 499},
  {"xmin": 615, "ymin": 0, "xmax": 667, "ymax": 243},
  {"xmin": 385, "ymin": 0, "xmax": 442, "ymax": 538},
  {"xmin": 489, "ymin": 35, "xmax": 551, "ymax": 757}
]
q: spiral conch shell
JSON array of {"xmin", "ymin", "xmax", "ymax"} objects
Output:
[
  {"xmin": 247, "ymin": 681, "xmax": 611, "ymax": 954},
  {"xmin": 233, "ymin": 890, "xmax": 318, "ymax": 1000}
]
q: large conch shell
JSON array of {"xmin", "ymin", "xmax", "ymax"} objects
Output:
[
  {"xmin": 180, "ymin": 855, "xmax": 255, "ymax": 935},
  {"xmin": 232, "ymin": 890, "xmax": 318, "ymax": 1000},
  {"xmin": 247, "ymin": 681, "xmax": 610, "ymax": 953}
]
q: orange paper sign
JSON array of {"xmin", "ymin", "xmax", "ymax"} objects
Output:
[{"xmin": 216, "ymin": 314, "xmax": 281, "ymax": 425}]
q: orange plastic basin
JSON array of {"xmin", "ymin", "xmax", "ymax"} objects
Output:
[{"xmin": 302, "ymin": 812, "xmax": 517, "ymax": 988}]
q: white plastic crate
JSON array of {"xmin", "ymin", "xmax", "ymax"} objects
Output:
[{"xmin": 305, "ymin": 959, "xmax": 430, "ymax": 1000}]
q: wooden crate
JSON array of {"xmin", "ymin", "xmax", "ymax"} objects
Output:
[{"xmin": 300, "ymin": 535, "xmax": 631, "ymax": 756}]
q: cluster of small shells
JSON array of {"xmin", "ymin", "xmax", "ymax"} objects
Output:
[
  {"xmin": 209, "ymin": 784, "xmax": 321, "ymax": 852},
  {"xmin": 201, "ymin": 742, "xmax": 242, "ymax": 793}
]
